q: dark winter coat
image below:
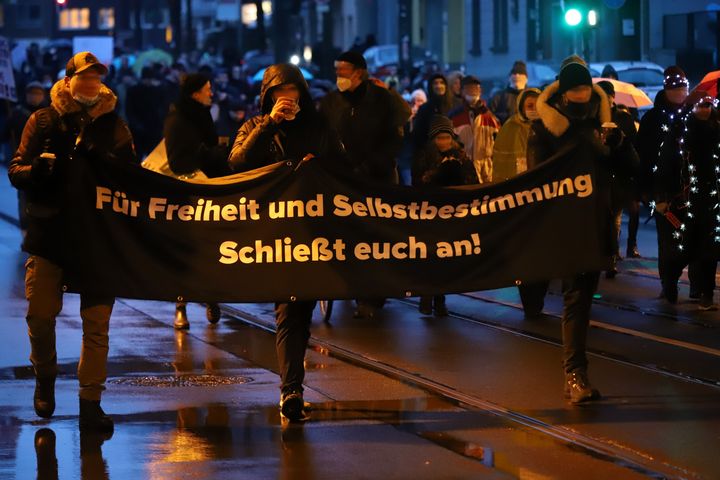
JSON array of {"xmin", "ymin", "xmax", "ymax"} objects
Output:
[
  {"xmin": 636, "ymin": 90, "xmax": 692, "ymax": 204},
  {"xmin": 411, "ymin": 142, "xmax": 478, "ymax": 187},
  {"xmin": 164, "ymin": 95, "xmax": 230, "ymax": 178},
  {"xmin": 8, "ymin": 80, "xmax": 136, "ymax": 262},
  {"xmin": 229, "ymin": 64, "xmax": 344, "ymax": 172},
  {"xmin": 3, "ymin": 102, "xmax": 44, "ymax": 154},
  {"xmin": 607, "ymin": 104, "xmax": 641, "ymax": 203},
  {"xmin": 125, "ymin": 80, "xmax": 167, "ymax": 158},
  {"xmin": 490, "ymin": 86, "xmax": 522, "ymax": 125},
  {"xmin": 411, "ymin": 74, "xmax": 463, "ymax": 151},
  {"xmin": 319, "ymin": 79, "xmax": 404, "ymax": 183},
  {"xmin": 528, "ymin": 80, "xmax": 613, "ymax": 259}
]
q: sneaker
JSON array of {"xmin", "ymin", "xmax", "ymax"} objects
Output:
[
  {"xmin": 564, "ymin": 371, "xmax": 601, "ymax": 404},
  {"xmin": 79, "ymin": 398, "xmax": 114, "ymax": 432},
  {"xmin": 206, "ymin": 303, "xmax": 221, "ymax": 324},
  {"xmin": 174, "ymin": 306, "xmax": 189, "ymax": 330},
  {"xmin": 280, "ymin": 390, "xmax": 309, "ymax": 422},
  {"xmin": 34, "ymin": 376, "xmax": 56, "ymax": 419}
]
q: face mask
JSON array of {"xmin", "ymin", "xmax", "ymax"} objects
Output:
[
  {"xmin": 73, "ymin": 93, "xmax": 100, "ymax": 106},
  {"xmin": 565, "ymin": 101, "xmax": 591, "ymax": 119},
  {"xmin": 464, "ymin": 94, "xmax": 480, "ymax": 105},
  {"xmin": 525, "ymin": 110, "xmax": 540, "ymax": 121},
  {"xmin": 337, "ymin": 77, "xmax": 352, "ymax": 92}
]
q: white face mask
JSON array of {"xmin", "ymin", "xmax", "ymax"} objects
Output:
[
  {"xmin": 525, "ymin": 110, "xmax": 539, "ymax": 121},
  {"xmin": 337, "ymin": 77, "xmax": 353, "ymax": 92},
  {"xmin": 73, "ymin": 93, "xmax": 100, "ymax": 106},
  {"xmin": 464, "ymin": 94, "xmax": 480, "ymax": 105}
]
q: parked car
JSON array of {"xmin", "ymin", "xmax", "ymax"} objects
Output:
[
  {"xmin": 363, "ymin": 44, "xmax": 438, "ymax": 76},
  {"xmin": 589, "ymin": 61, "xmax": 665, "ymax": 105}
]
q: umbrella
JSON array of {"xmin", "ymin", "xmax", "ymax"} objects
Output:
[
  {"xmin": 132, "ymin": 49, "xmax": 173, "ymax": 75},
  {"xmin": 252, "ymin": 67, "xmax": 314, "ymax": 84},
  {"xmin": 690, "ymin": 70, "xmax": 719, "ymax": 100},
  {"xmin": 592, "ymin": 77, "xmax": 652, "ymax": 108}
]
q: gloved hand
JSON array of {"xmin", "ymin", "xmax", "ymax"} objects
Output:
[
  {"xmin": 654, "ymin": 201, "xmax": 669, "ymax": 215},
  {"xmin": 31, "ymin": 152, "xmax": 56, "ymax": 180}
]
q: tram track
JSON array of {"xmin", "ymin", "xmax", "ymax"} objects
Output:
[{"xmin": 218, "ymin": 302, "xmax": 701, "ymax": 480}]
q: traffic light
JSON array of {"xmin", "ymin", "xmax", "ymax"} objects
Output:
[{"xmin": 563, "ymin": 4, "xmax": 599, "ymax": 28}]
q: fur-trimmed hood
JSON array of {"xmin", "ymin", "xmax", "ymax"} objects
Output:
[
  {"xmin": 50, "ymin": 79, "xmax": 117, "ymax": 119},
  {"xmin": 535, "ymin": 80, "xmax": 611, "ymax": 137}
]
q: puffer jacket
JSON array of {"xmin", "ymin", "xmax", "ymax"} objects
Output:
[{"xmin": 8, "ymin": 79, "xmax": 136, "ymax": 261}]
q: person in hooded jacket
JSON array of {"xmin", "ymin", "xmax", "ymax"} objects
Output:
[
  {"xmin": 490, "ymin": 61, "xmax": 529, "ymax": 125},
  {"xmin": 412, "ymin": 74, "xmax": 462, "ymax": 155},
  {"xmin": 522, "ymin": 61, "xmax": 613, "ymax": 404},
  {"xmin": 164, "ymin": 72, "xmax": 230, "ymax": 330},
  {"xmin": 491, "ymin": 88, "xmax": 541, "ymax": 182},
  {"xmin": 8, "ymin": 52, "xmax": 137, "ymax": 431},
  {"xmin": 229, "ymin": 63, "xmax": 344, "ymax": 422},
  {"xmin": 637, "ymin": 66, "xmax": 692, "ymax": 303}
]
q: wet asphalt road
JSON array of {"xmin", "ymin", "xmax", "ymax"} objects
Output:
[{"xmin": 0, "ymin": 167, "xmax": 718, "ymax": 479}]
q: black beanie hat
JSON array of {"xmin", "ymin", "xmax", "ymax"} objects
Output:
[
  {"xmin": 428, "ymin": 115, "xmax": 455, "ymax": 139},
  {"xmin": 558, "ymin": 62, "xmax": 592, "ymax": 95},
  {"xmin": 596, "ymin": 80, "xmax": 615, "ymax": 97},
  {"xmin": 510, "ymin": 61, "xmax": 527, "ymax": 76},
  {"xmin": 461, "ymin": 75, "xmax": 482, "ymax": 88},
  {"xmin": 336, "ymin": 51, "xmax": 367, "ymax": 70},
  {"xmin": 180, "ymin": 73, "xmax": 211, "ymax": 98},
  {"xmin": 664, "ymin": 65, "xmax": 688, "ymax": 90}
]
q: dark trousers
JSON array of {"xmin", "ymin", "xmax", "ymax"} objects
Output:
[
  {"xmin": 611, "ymin": 200, "xmax": 640, "ymax": 253},
  {"xmin": 275, "ymin": 301, "xmax": 315, "ymax": 395},
  {"xmin": 689, "ymin": 260, "xmax": 717, "ymax": 298},
  {"xmin": 655, "ymin": 214, "xmax": 686, "ymax": 291},
  {"xmin": 518, "ymin": 272, "xmax": 600, "ymax": 374},
  {"xmin": 25, "ymin": 255, "xmax": 114, "ymax": 400}
]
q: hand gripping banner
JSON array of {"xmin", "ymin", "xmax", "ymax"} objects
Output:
[{"xmin": 61, "ymin": 152, "xmax": 611, "ymax": 302}]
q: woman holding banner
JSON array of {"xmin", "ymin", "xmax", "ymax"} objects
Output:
[{"xmin": 229, "ymin": 63, "xmax": 343, "ymax": 422}]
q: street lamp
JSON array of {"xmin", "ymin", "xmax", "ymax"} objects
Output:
[
  {"xmin": 588, "ymin": 10, "xmax": 598, "ymax": 27},
  {"xmin": 56, "ymin": 0, "xmax": 67, "ymax": 5}
]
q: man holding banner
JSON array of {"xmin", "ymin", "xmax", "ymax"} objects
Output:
[
  {"xmin": 229, "ymin": 63, "xmax": 343, "ymax": 421},
  {"xmin": 524, "ymin": 60, "xmax": 612, "ymax": 404},
  {"xmin": 8, "ymin": 51, "xmax": 136, "ymax": 431}
]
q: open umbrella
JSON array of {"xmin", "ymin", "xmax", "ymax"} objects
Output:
[
  {"xmin": 132, "ymin": 49, "xmax": 173, "ymax": 75},
  {"xmin": 690, "ymin": 70, "xmax": 720, "ymax": 100},
  {"xmin": 592, "ymin": 77, "xmax": 652, "ymax": 108},
  {"xmin": 252, "ymin": 66, "xmax": 314, "ymax": 84}
]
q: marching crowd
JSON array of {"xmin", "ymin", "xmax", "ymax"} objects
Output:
[{"xmin": 2, "ymin": 46, "xmax": 719, "ymax": 428}]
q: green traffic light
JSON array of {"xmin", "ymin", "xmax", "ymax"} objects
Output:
[
  {"xmin": 565, "ymin": 8, "xmax": 582, "ymax": 26},
  {"xmin": 588, "ymin": 10, "xmax": 598, "ymax": 26}
]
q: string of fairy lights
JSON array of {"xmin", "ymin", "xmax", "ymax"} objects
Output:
[{"xmin": 649, "ymin": 93, "xmax": 720, "ymax": 252}]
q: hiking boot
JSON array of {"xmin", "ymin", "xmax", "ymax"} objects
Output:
[
  {"xmin": 174, "ymin": 305, "xmax": 189, "ymax": 330},
  {"xmin": 206, "ymin": 303, "xmax": 221, "ymax": 324},
  {"xmin": 34, "ymin": 376, "xmax": 56, "ymax": 419},
  {"xmin": 280, "ymin": 390, "xmax": 309, "ymax": 422},
  {"xmin": 564, "ymin": 371, "xmax": 601, "ymax": 404},
  {"xmin": 79, "ymin": 398, "xmax": 114, "ymax": 432}
]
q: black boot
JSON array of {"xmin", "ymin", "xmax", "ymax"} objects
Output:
[
  {"xmin": 206, "ymin": 303, "xmax": 221, "ymax": 324},
  {"xmin": 174, "ymin": 305, "xmax": 189, "ymax": 330},
  {"xmin": 418, "ymin": 297, "xmax": 433, "ymax": 315},
  {"xmin": 626, "ymin": 245, "xmax": 641, "ymax": 258},
  {"xmin": 433, "ymin": 295, "xmax": 448, "ymax": 317},
  {"xmin": 79, "ymin": 398, "xmax": 114, "ymax": 432},
  {"xmin": 34, "ymin": 428, "xmax": 58, "ymax": 479},
  {"xmin": 34, "ymin": 376, "xmax": 56, "ymax": 418}
]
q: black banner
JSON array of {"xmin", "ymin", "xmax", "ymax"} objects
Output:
[{"xmin": 62, "ymin": 151, "xmax": 610, "ymax": 302}]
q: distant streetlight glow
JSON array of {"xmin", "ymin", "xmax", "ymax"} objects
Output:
[
  {"xmin": 565, "ymin": 8, "xmax": 582, "ymax": 26},
  {"xmin": 290, "ymin": 54, "xmax": 301, "ymax": 66},
  {"xmin": 303, "ymin": 46, "xmax": 312, "ymax": 63}
]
